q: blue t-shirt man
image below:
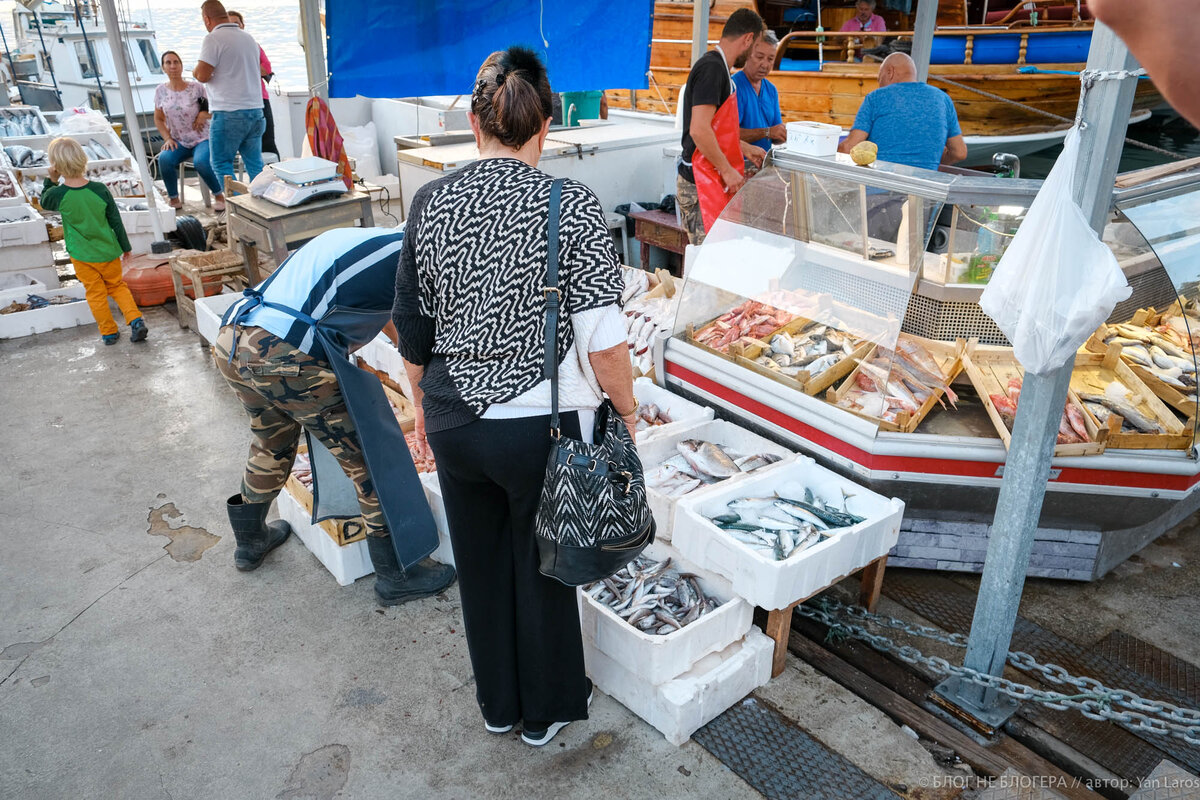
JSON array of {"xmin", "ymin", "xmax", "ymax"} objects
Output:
[
  {"xmin": 733, "ymin": 69, "xmax": 783, "ymax": 152},
  {"xmin": 847, "ymin": 81, "xmax": 965, "ymax": 171}
]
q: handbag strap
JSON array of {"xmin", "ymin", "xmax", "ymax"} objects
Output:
[{"xmin": 543, "ymin": 178, "xmax": 566, "ymax": 436}]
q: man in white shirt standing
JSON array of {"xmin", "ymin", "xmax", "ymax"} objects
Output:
[{"xmin": 193, "ymin": 0, "xmax": 266, "ymax": 189}]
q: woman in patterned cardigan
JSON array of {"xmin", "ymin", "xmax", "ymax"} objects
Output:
[{"xmin": 393, "ymin": 46, "xmax": 637, "ymax": 748}]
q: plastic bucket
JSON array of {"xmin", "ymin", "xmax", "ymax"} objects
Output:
[{"xmin": 561, "ymin": 91, "xmax": 603, "ymax": 126}]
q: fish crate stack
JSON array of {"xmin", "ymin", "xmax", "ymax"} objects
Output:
[
  {"xmin": 621, "ymin": 267, "xmax": 679, "ymax": 381},
  {"xmin": 579, "ymin": 540, "xmax": 772, "ymax": 746},
  {"xmin": 0, "ymin": 202, "xmax": 54, "ymax": 288}
]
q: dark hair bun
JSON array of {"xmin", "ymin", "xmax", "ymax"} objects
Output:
[{"xmin": 472, "ymin": 46, "xmax": 555, "ymax": 149}]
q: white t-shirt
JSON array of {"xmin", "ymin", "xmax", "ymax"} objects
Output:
[{"xmin": 198, "ymin": 23, "xmax": 262, "ymax": 112}]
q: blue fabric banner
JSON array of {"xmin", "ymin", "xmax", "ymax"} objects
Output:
[{"xmin": 327, "ymin": 1, "xmax": 655, "ymax": 99}]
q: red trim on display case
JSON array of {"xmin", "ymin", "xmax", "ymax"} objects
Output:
[{"xmin": 664, "ymin": 360, "xmax": 1200, "ymax": 494}]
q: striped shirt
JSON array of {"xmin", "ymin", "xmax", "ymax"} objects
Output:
[{"xmin": 223, "ymin": 226, "xmax": 405, "ymax": 359}]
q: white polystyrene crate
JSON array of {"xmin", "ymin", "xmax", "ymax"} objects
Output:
[
  {"xmin": 118, "ymin": 197, "xmax": 177, "ymax": 234},
  {"xmin": 584, "ymin": 627, "xmax": 773, "ymax": 746},
  {"xmin": 633, "ymin": 377, "xmax": 713, "ymax": 444},
  {"xmin": 0, "ymin": 106, "xmax": 52, "ymax": 139},
  {"xmin": 638, "ymin": 419, "xmax": 796, "ymax": 542},
  {"xmin": 3, "ymin": 130, "xmax": 130, "ymax": 168},
  {"xmin": 673, "ymin": 457, "xmax": 905, "ymax": 610},
  {"xmin": 0, "ymin": 203, "xmax": 47, "ymax": 245},
  {"xmin": 578, "ymin": 540, "xmax": 752, "ymax": 686},
  {"xmin": 418, "ymin": 470, "xmax": 456, "ymax": 567},
  {"xmin": 0, "ymin": 168, "xmax": 26, "ymax": 207},
  {"xmin": 278, "ymin": 485, "xmax": 373, "ymax": 587},
  {"xmin": 194, "ymin": 292, "xmax": 242, "ymax": 346},
  {"xmin": 0, "ymin": 283, "xmax": 91, "ymax": 339},
  {"xmin": 0, "ymin": 278, "xmax": 46, "ymax": 305},
  {"xmin": 357, "ymin": 332, "xmax": 413, "ymax": 395}
]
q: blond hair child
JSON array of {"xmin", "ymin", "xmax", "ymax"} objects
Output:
[{"xmin": 40, "ymin": 137, "xmax": 148, "ymax": 345}]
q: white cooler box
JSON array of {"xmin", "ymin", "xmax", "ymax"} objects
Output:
[
  {"xmin": 674, "ymin": 457, "xmax": 904, "ymax": 610},
  {"xmin": 418, "ymin": 470, "xmax": 456, "ymax": 567},
  {"xmin": 0, "ymin": 283, "xmax": 91, "ymax": 339},
  {"xmin": 638, "ymin": 419, "xmax": 795, "ymax": 542},
  {"xmin": 578, "ymin": 540, "xmax": 752, "ymax": 686},
  {"xmin": 0, "ymin": 203, "xmax": 52, "ymax": 275},
  {"xmin": 585, "ymin": 627, "xmax": 773, "ymax": 746},
  {"xmin": 194, "ymin": 292, "xmax": 242, "ymax": 345},
  {"xmin": 633, "ymin": 377, "xmax": 713, "ymax": 444},
  {"xmin": 277, "ymin": 484, "xmax": 373, "ymax": 586}
]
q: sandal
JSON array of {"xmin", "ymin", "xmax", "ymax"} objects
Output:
[
  {"xmin": 213, "ymin": 195, "xmax": 226, "ymax": 213},
  {"xmin": 167, "ymin": 197, "xmax": 182, "ymax": 209}
]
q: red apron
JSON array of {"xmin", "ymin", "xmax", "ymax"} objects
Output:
[{"xmin": 692, "ymin": 92, "xmax": 743, "ymax": 233}]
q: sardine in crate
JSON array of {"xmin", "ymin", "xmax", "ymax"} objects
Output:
[
  {"xmin": 633, "ymin": 377, "xmax": 714, "ymax": 444},
  {"xmin": 638, "ymin": 419, "xmax": 795, "ymax": 542},
  {"xmin": 579, "ymin": 541, "xmax": 753, "ymax": 686},
  {"xmin": 673, "ymin": 457, "xmax": 905, "ymax": 611}
]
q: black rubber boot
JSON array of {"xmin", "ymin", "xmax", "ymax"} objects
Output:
[
  {"xmin": 366, "ymin": 535, "xmax": 457, "ymax": 606},
  {"xmin": 226, "ymin": 494, "xmax": 291, "ymax": 571}
]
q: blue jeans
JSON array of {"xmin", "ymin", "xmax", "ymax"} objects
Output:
[
  {"xmin": 210, "ymin": 108, "xmax": 266, "ymax": 185},
  {"xmin": 158, "ymin": 139, "xmax": 221, "ymax": 198}
]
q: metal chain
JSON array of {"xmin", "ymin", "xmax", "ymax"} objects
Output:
[
  {"xmin": 798, "ymin": 599, "xmax": 1200, "ymax": 743},
  {"xmin": 926, "ymin": 72, "xmax": 1189, "ymax": 162}
]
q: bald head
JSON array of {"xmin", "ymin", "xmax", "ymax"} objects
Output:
[{"xmin": 879, "ymin": 53, "xmax": 917, "ymax": 87}]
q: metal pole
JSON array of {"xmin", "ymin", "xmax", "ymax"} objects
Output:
[
  {"xmin": 935, "ymin": 22, "xmax": 1140, "ymax": 727},
  {"xmin": 97, "ymin": 0, "xmax": 168, "ymax": 252},
  {"xmin": 0, "ymin": 19, "xmax": 22, "ymax": 103},
  {"xmin": 911, "ymin": 0, "xmax": 938, "ymax": 83},
  {"xmin": 32, "ymin": 11, "xmax": 61, "ymax": 104},
  {"xmin": 299, "ymin": 0, "xmax": 327, "ymax": 99},
  {"xmin": 74, "ymin": 2, "xmax": 109, "ymax": 113},
  {"xmin": 691, "ymin": 0, "xmax": 710, "ymax": 66}
]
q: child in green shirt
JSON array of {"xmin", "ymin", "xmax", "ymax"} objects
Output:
[{"xmin": 40, "ymin": 137, "xmax": 148, "ymax": 345}]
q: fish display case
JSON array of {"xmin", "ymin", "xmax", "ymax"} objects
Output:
[{"xmin": 656, "ymin": 151, "xmax": 1200, "ymax": 580}]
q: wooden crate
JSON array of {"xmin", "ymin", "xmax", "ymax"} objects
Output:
[
  {"xmin": 684, "ymin": 300, "xmax": 797, "ymax": 359},
  {"xmin": 826, "ymin": 334, "xmax": 967, "ymax": 434},
  {"xmin": 1071, "ymin": 348, "xmax": 1191, "ymax": 450},
  {"xmin": 381, "ymin": 381, "xmax": 416, "ymax": 433},
  {"xmin": 1082, "ymin": 321, "xmax": 1198, "ymax": 421},
  {"xmin": 963, "ymin": 347, "xmax": 1106, "ymax": 457},
  {"xmin": 731, "ymin": 318, "xmax": 871, "ymax": 397},
  {"xmin": 628, "ymin": 268, "xmax": 677, "ymax": 383},
  {"xmin": 285, "ymin": 448, "xmax": 367, "ymax": 546}
]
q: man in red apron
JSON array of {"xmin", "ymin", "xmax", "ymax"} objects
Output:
[{"xmin": 676, "ymin": 8, "xmax": 767, "ymax": 245}]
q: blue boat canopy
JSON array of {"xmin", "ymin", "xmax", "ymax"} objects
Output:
[{"xmin": 327, "ymin": 0, "xmax": 655, "ymax": 99}]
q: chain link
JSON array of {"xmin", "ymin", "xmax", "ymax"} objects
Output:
[{"xmin": 798, "ymin": 599, "xmax": 1200, "ymax": 742}]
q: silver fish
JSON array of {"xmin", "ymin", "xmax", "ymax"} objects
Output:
[
  {"xmin": 582, "ymin": 556, "xmax": 720, "ymax": 635},
  {"xmin": 677, "ymin": 439, "xmax": 740, "ymax": 479},
  {"xmin": 1078, "ymin": 392, "xmax": 1165, "ymax": 434}
]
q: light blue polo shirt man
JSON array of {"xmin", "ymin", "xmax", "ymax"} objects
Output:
[{"xmin": 733, "ymin": 69, "xmax": 783, "ymax": 152}]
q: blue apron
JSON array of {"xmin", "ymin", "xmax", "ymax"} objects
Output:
[{"xmin": 225, "ymin": 281, "xmax": 438, "ymax": 571}]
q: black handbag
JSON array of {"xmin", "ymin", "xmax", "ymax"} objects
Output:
[{"xmin": 534, "ymin": 178, "xmax": 655, "ymax": 586}]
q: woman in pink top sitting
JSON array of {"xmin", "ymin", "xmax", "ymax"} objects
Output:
[
  {"xmin": 154, "ymin": 50, "xmax": 225, "ymax": 211},
  {"xmin": 228, "ymin": 9, "xmax": 278, "ymax": 158},
  {"xmin": 840, "ymin": 0, "xmax": 888, "ymax": 32}
]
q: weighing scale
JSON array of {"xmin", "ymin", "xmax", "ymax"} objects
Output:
[{"xmin": 263, "ymin": 157, "xmax": 348, "ymax": 208}]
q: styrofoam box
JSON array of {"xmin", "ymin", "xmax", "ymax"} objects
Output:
[
  {"xmin": 120, "ymin": 202, "xmax": 177, "ymax": 234},
  {"xmin": 3, "ymin": 130, "xmax": 131, "ymax": 168},
  {"xmin": 674, "ymin": 457, "xmax": 905, "ymax": 610},
  {"xmin": 784, "ymin": 121, "xmax": 841, "ymax": 157},
  {"xmin": 0, "ymin": 278, "xmax": 46, "ymax": 305},
  {"xmin": 0, "ymin": 107, "xmax": 53, "ymax": 140},
  {"xmin": 584, "ymin": 627, "xmax": 773, "ymax": 746},
  {"xmin": 418, "ymin": 470, "xmax": 456, "ymax": 567},
  {"xmin": 579, "ymin": 540, "xmax": 752, "ymax": 685},
  {"xmin": 278, "ymin": 484, "xmax": 374, "ymax": 586},
  {"xmin": 0, "ymin": 267, "xmax": 57, "ymax": 289},
  {"xmin": 0, "ymin": 203, "xmax": 47, "ymax": 245},
  {"xmin": 0, "ymin": 283, "xmax": 92, "ymax": 339},
  {"xmin": 0, "ymin": 242, "xmax": 54, "ymax": 272},
  {"xmin": 638, "ymin": 419, "xmax": 796, "ymax": 542},
  {"xmin": 633, "ymin": 377, "xmax": 714, "ymax": 444},
  {"xmin": 194, "ymin": 291, "xmax": 242, "ymax": 345},
  {"xmin": 357, "ymin": 332, "xmax": 413, "ymax": 395},
  {"xmin": 0, "ymin": 168, "xmax": 26, "ymax": 207}
]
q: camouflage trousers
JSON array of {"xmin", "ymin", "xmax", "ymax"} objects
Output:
[
  {"xmin": 213, "ymin": 324, "xmax": 386, "ymax": 537},
  {"xmin": 675, "ymin": 173, "xmax": 706, "ymax": 246}
]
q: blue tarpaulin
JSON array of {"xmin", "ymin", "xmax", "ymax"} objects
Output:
[{"xmin": 327, "ymin": 1, "xmax": 655, "ymax": 99}]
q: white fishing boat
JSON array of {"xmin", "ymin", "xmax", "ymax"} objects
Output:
[{"xmin": 2, "ymin": 0, "xmax": 162, "ymax": 132}]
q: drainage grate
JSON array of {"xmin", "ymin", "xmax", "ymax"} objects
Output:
[
  {"xmin": 882, "ymin": 572, "xmax": 1197, "ymax": 780},
  {"xmin": 692, "ymin": 695, "xmax": 898, "ymax": 800}
]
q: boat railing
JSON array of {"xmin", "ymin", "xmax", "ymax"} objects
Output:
[{"xmin": 774, "ymin": 24, "xmax": 1092, "ymax": 69}]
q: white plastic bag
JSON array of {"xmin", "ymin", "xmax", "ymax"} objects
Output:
[
  {"xmin": 58, "ymin": 107, "xmax": 114, "ymax": 134},
  {"xmin": 979, "ymin": 127, "xmax": 1131, "ymax": 375},
  {"xmin": 341, "ymin": 122, "xmax": 381, "ymax": 179}
]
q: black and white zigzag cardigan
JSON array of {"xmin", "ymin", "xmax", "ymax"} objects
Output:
[{"xmin": 392, "ymin": 157, "xmax": 622, "ymax": 433}]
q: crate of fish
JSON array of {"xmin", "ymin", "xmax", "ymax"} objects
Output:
[
  {"xmin": 632, "ymin": 377, "xmax": 714, "ymax": 443},
  {"xmin": 3, "ymin": 132, "xmax": 131, "ymax": 171},
  {"xmin": 828, "ymin": 333, "xmax": 967, "ymax": 434},
  {"xmin": 1071, "ymin": 347, "xmax": 1191, "ymax": 450},
  {"xmin": 1084, "ymin": 317, "xmax": 1198, "ymax": 420},
  {"xmin": 683, "ymin": 299, "xmax": 795, "ymax": 357},
  {"xmin": 0, "ymin": 203, "xmax": 52, "ymax": 274},
  {"xmin": 578, "ymin": 541, "xmax": 752, "ymax": 685},
  {"xmin": 673, "ymin": 457, "xmax": 904, "ymax": 611},
  {"xmin": 640, "ymin": 420, "xmax": 794, "ymax": 541},
  {"xmin": 623, "ymin": 268, "xmax": 679, "ymax": 380},
  {"xmin": 0, "ymin": 168, "xmax": 26, "ymax": 208},
  {"xmin": 963, "ymin": 346, "xmax": 1107, "ymax": 457},
  {"xmin": 0, "ymin": 107, "xmax": 50, "ymax": 139},
  {"xmin": 732, "ymin": 319, "xmax": 872, "ymax": 397},
  {"xmin": 116, "ymin": 195, "xmax": 177, "ymax": 235}
]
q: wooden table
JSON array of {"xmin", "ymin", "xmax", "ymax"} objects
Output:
[
  {"xmin": 630, "ymin": 208, "xmax": 688, "ymax": 276},
  {"xmin": 763, "ymin": 555, "xmax": 889, "ymax": 678},
  {"xmin": 225, "ymin": 190, "xmax": 375, "ymax": 282}
]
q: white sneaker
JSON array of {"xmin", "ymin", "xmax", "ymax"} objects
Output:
[
  {"xmin": 484, "ymin": 721, "xmax": 513, "ymax": 734},
  {"xmin": 520, "ymin": 681, "xmax": 594, "ymax": 747}
]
